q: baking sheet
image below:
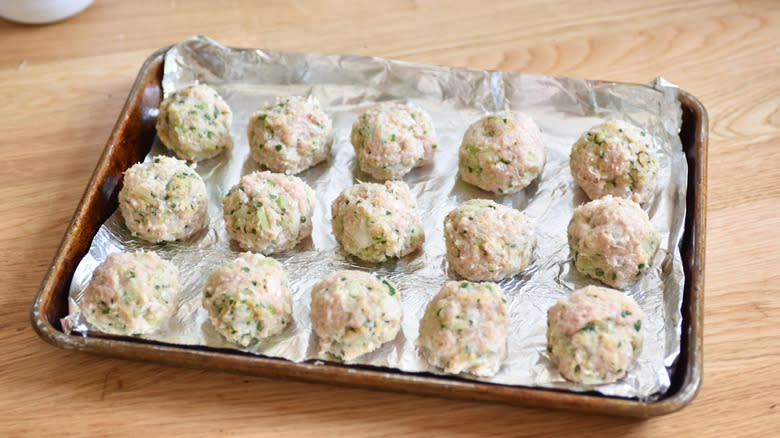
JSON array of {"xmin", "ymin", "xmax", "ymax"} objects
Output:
[{"xmin": 63, "ymin": 36, "xmax": 686, "ymax": 399}]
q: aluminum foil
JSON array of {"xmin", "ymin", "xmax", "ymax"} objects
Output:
[{"xmin": 64, "ymin": 36, "xmax": 686, "ymax": 400}]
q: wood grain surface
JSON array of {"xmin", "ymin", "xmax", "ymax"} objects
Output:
[{"xmin": 1, "ymin": 0, "xmax": 778, "ymax": 436}]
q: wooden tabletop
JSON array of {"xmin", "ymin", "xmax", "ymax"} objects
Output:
[{"xmin": 2, "ymin": 0, "xmax": 778, "ymax": 435}]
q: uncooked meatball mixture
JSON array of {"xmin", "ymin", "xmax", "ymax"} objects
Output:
[
  {"xmin": 310, "ymin": 270, "xmax": 402, "ymax": 361},
  {"xmin": 547, "ymin": 285, "xmax": 644, "ymax": 385},
  {"xmin": 350, "ymin": 102, "xmax": 436, "ymax": 180},
  {"xmin": 222, "ymin": 171, "xmax": 315, "ymax": 254},
  {"xmin": 202, "ymin": 253, "xmax": 293, "ymax": 346},
  {"xmin": 119, "ymin": 156, "xmax": 209, "ymax": 243},
  {"xmin": 417, "ymin": 281, "xmax": 510, "ymax": 377},
  {"xmin": 331, "ymin": 181, "xmax": 425, "ymax": 263},
  {"xmin": 569, "ymin": 119, "xmax": 659, "ymax": 204},
  {"xmin": 459, "ymin": 111, "xmax": 546, "ymax": 194},
  {"xmin": 247, "ymin": 95, "xmax": 334, "ymax": 174},
  {"xmin": 80, "ymin": 251, "xmax": 180, "ymax": 335},
  {"xmin": 444, "ymin": 199, "xmax": 535, "ymax": 281},
  {"xmin": 568, "ymin": 195, "xmax": 660, "ymax": 289},
  {"xmin": 156, "ymin": 84, "xmax": 233, "ymax": 161}
]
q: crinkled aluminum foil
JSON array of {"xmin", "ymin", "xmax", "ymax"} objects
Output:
[{"xmin": 64, "ymin": 36, "xmax": 686, "ymax": 399}]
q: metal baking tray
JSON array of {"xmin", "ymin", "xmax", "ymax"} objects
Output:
[{"xmin": 31, "ymin": 46, "xmax": 706, "ymax": 417}]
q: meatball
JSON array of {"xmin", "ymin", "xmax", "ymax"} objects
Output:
[
  {"xmin": 247, "ymin": 96, "xmax": 334, "ymax": 174},
  {"xmin": 417, "ymin": 281, "xmax": 510, "ymax": 376},
  {"xmin": 156, "ymin": 84, "xmax": 233, "ymax": 161},
  {"xmin": 568, "ymin": 195, "xmax": 660, "ymax": 289},
  {"xmin": 569, "ymin": 119, "xmax": 659, "ymax": 204},
  {"xmin": 118, "ymin": 156, "xmax": 209, "ymax": 243},
  {"xmin": 202, "ymin": 253, "xmax": 293, "ymax": 346},
  {"xmin": 350, "ymin": 102, "xmax": 436, "ymax": 180},
  {"xmin": 458, "ymin": 111, "xmax": 546, "ymax": 194},
  {"xmin": 80, "ymin": 251, "xmax": 180, "ymax": 335},
  {"xmin": 331, "ymin": 181, "xmax": 425, "ymax": 262},
  {"xmin": 444, "ymin": 199, "xmax": 535, "ymax": 281},
  {"xmin": 547, "ymin": 286, "xmax": 644, "ymax": 385},
  {"xmin": 222, "ymin": 171, "xmax": 315, "ymax": 254},
  {"xmin": 310, "ymin": 270, "xmax": 402, "ymax": 361}
]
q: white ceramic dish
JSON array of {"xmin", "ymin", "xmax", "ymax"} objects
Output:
[{"xmin": 0, "ymin": 0, "xmax": 93, "ymax": 24}]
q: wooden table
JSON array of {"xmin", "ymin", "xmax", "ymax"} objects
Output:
[{"xmin": 1, "ymin": 0, "xmax": 778, "ymax": 435}]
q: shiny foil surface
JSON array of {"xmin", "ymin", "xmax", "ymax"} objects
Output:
[{"xmin": 64, "ymin": 36, "xmax": 687, "ymax": 399}]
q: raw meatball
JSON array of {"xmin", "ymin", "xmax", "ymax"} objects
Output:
[
  {"xmin": 80, "ymin": 251, "xmax": 180, "ymax": 335},
  {"xmin": 202, "ymin": 253, "xmax": 293, "ymax": 346},
  {"xmin": 444, "ymin": 199, "xmax": 535, "ymax": 281},
  {"xmin": 568, "ymin": 195, "xmax": 660, "ymax": 289},
  {"xmin": 547, "ymin": 285, "xmax": 644, "ymax": 385},
  {"xmin": 310, "ymin": 270, "xmax": 402, "ymax": 361},
  {"xmin": 222, "ymin": 171, "xmax": 315, "ymax": 254},
  {"xmin": 417, "ymin": 281, "xmax": 510, "ymax": 376},
  {"xmin": 247, "ymin": 96, "xmax": 334, "ymax": 174},
  {"xmin": 119, "ymin": 156, "xmax": 209, "ymax": 243},
  {"xmin": 156, "ymin": 84, "xmax": 233, "ymax": 161},
  {"xmin": 350, "ymin": 102, "xmax": 436, "ymax": 180},
  {"xmin": 569, "ymin": 119, "xmax": 659, "ymax": 204},
  {"xmin": 331, "ymin": 181, "xmax": 425, "ymax": 262},
  {"xmin": 459, "ymin": 111, "xmax": 546, "ymax": 194}
]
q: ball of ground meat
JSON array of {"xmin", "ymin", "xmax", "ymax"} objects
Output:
[
  {"xmin": 444, "ymin": 199, "xmax": 535, "ymax": 281},
  {"xmin": 310, "ymin": 270, "xmax": 402, "ymax": 361},
  {"xmin": 458, "ymin": 111, "xmax": 546, "ymax": 194},
  {"xmin": 350, "ymin": 102, "xmax": 436, "ymax": 180},
  {"xmin": 119, "ymin": 156, "xmax": 209, "ymax": 243},
  {"xmin": 568, "ymin": 195, "xmax": 660, "ymax": 289},
  {"xmin": 202, "ymin": 253, "xmax": 293, "ymax": 346},
  {"xmin": 222, "ymin": 171, "xmax": 315, "ymax": 254},
  {"xmin": 417, "ymin": 281, "xmax": 510, "ymax": 376},
  {"xmin": 80, "ymin": 251, "xmax": 180, "ymax": 335},
  {"xmin": 569, "ymin": 119, "xmax": 659, "ymax": 204},
  {"xmin": 331, "ymin": 181, "xmax": 425, "ymax": 263},
  {"xmin": 547, "ymin": 285, "xmax": 644, "ymax": 385},
  {"xmin": 247, "ymin": 96, "xmax": 334, "ymax": 174},
  {"xmin": 156, "ymin": 84, "xmax": 233, "ymax": 161}
]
